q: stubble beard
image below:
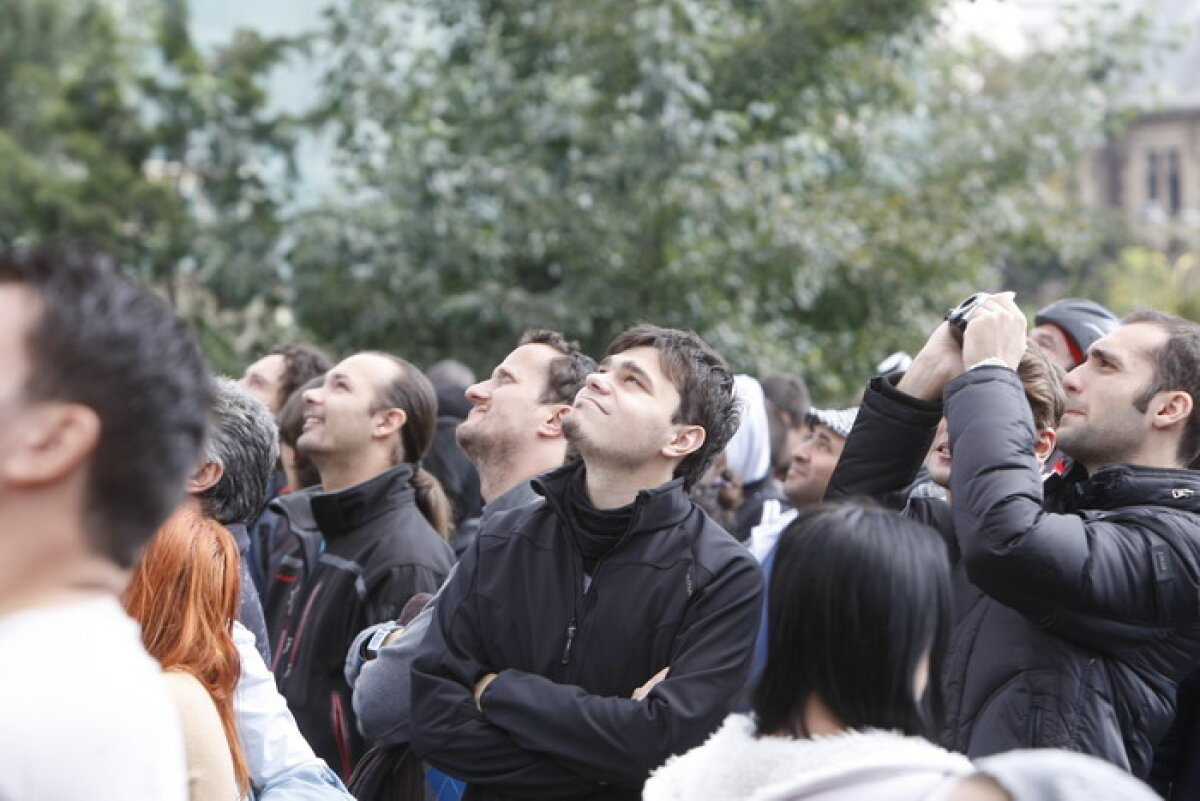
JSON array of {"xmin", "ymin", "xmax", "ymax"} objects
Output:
[
  {"xmin": 563, "ymin": 413, "xmax": 651, "ymax": 474},
  {"xmin": 1057, "ymin": 417, "xmax": 1142, "ymax": 471}
]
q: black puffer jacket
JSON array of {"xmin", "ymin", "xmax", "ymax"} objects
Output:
[
  {"xmin": 410, "ymin": 461, "xmax": 763, "ymax": 801},
  {"xmin": 268, "ymin": 464, "xmax": 455, "ymax": 780},
  {"xmin": 828, "ymin": 368, "xmax": 1200, "ymax": 777}
]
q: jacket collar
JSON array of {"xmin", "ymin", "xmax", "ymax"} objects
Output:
[
  {"xmin": 304, "ymin": 463, "xmax": 417, "ymax": 538},
  {"xmin": 532, "ymin": 460, "xmax": 693, "ymax": 536},
  {"xmin": 1050, "ymin": 462, "xmax": 1200, "ymax": 514},
  {"xmin": 482, "ymin": 479, "xmax": 542, "ymax": 517}
]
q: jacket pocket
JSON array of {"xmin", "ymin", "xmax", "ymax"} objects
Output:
[{"xmin": 968, "ymin": 669, "xmax": 1063, "ymax": 755}]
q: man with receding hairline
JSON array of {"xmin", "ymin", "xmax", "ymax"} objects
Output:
[{"xmin": 268, "ymin": 351, "xmax": 454, "ymax": 779}]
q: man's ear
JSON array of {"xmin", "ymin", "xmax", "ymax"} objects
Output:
[
  {"xmin": 537, "ymin": 404, "xmax": 572, "ymax": 439},
  {"xmin": 0, "ymin": 403, "xmax": 100, "ymax": 487},
  {"xmin": 662, "ymin": 425, "xmax": 706, "ymax": 461},
  {"xmin": 373, "ymin": 407, "xmax": 407, "ymax": 439},
  {"xmin": 1033, "ymin": 427, "xmax": 1057, "ymax": 466},
  {"xmin": 187, "ymin": 459, "xmax": 223, "ymax": 495},
  {"xmin": 1151, "ymin": 390, "xmax": 1193, "ymax": 431}
]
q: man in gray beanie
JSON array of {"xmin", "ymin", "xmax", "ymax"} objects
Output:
[{"xmin": 1030, "ymin": 297, "xmax": 1119, "ymax": 372}]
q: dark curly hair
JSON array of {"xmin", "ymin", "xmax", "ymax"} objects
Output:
[
  {"xmin": 518, "ymin": 329, "xmax": 595, "ymax": 405},
  {"xmin": 268, "ymin": 343, "xmax": 333, "ymax": 411}
]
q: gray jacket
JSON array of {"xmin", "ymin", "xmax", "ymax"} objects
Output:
[{"xmin": 349, "ymin": 480, "xmax": 542, "ymax": 744}]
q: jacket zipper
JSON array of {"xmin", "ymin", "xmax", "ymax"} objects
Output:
[
  {"xmin": 282, "ymin": 578, "xmax": 326, "ymax": 679},
  {"xmin": 560, "ymin": 503, "xmax": 645, "ymax": 667}
]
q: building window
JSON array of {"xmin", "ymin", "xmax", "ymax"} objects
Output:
[
  {"xmin": 1167, "ymin": 149, "xmax": 1182, "ymax": 218},
  {"xmin": 1146, "ymin": 151, "xmax": 1159, "ymax": 206}
]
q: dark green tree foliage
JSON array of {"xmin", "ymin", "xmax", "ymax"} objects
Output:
[
  {"xmin": 295, "ymin": 0, "xmax": 1145, "ymax": 398},
  {"xmin": 0, "ymin": 0, "xmax": 300, "ymax": 373}
]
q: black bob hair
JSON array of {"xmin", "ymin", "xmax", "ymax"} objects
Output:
[{"xmin": 752, "ymin": 500, "xmax": 952, "ymax": 739}]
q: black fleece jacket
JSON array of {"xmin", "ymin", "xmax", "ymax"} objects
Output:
[
  {"xmin": 409, "ymin": 461, "xmax": 763, "ymax": 801},
  {"xmin": 268, "ymin": 464, "xmax": 455, "ymax": 780},
  {"xmin": 828, "ymin": 367, "xmax": 1200, "ymax": 777}
]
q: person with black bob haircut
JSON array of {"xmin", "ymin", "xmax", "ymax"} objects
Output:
[{"xmin": 645, "ymin": 501, "xmax": 971, "ymax": 801}]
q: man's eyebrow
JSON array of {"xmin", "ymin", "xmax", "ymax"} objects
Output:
[
  {"xmin": 1091, "ymin": 345, "xmax": 1122, "ymax": 367},
  {"xmin": 614, "ymin": 358, "xmax": 656, "ymax": 389}
]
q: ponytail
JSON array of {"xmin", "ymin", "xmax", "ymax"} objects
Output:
[{"xmin": 412, "ymin": 466, "xmax": 453, "ymax": 541}]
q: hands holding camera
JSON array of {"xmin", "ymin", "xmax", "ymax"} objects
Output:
[{"xmin": 897, "ymin": 292, "xmax": 1026, "ymax": 402}]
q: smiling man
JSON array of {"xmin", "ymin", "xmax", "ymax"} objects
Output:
[
  {"xmin": 410, "ymin": 324, "xmax": 763, "ymax": 801},
  {"xmin": 746, "ymin": 406, "xmax": 857, "ymax": 562},
  {"xmin": 267, "ymin": 351, "xmax": 454, "ymax": 779},
  {"xmin": 829, "ymin": 297, "xmax": 1200, "ymax": 779}
]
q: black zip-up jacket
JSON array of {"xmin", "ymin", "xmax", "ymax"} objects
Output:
[
  {"xmin": 269, "ymin": 464, "xmax": 455, "ymax": 780},
  {"xmin": 828, "ymin": 368, "xmax": 1200, "ymax": 777},
  {"xmin": 409, "ymin": 461, "xmax": 763, "ymax": 801}
]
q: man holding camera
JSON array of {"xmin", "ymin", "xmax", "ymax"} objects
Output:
[{"xmin": 829, "ymin": 292, "xmax": 1200, "ymax": 778}]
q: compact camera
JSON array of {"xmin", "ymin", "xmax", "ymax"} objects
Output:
[{"xmin": 945, "ymin": 293, "xmax": 987, "ymax": 339}]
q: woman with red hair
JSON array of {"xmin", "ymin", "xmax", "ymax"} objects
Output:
[{"xmin": 123, "ymin": 508, "xmax": 248, "ymax": 800}]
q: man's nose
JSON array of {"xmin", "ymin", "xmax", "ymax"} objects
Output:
[
  {"xmin": 1063, "ymin": 366, "xmax": 1082, "ymax": 394},
  {"xmin": 587, "ymin": 372, "xmax": 612, "ymax": 394},
  {"xmin": 465, "ymin": 380, "xmax": 490, "ymax": 404}
]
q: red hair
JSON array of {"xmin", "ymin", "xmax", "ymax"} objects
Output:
[{"xmin": 122, "ymin": 508, "xmax": 249, "ymax": 792}]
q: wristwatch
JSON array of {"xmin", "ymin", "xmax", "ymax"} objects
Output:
[{"xmin": 362, "ymin": 620, "xmax": 405, "ymax": 661}]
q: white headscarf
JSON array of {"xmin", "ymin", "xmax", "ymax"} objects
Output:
[{"xmin": 724, "ymin": 375, "xmax": 772, "ymax": 486}]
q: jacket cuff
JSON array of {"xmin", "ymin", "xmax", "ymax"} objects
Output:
[
  {"xmin": 944, "ymin": 362, "xmax": 1023, "ymax": 400},
  {"xmin": 869, "ymin": 373, "xmax": 944, "ymax": 418}
]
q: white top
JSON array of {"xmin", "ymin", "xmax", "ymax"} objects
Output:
[
  {"xmin": 0, "ymin": 597, "xmax": 187, "ymax": 801},
  {"xmin": 644, "ymin": 714, "xmax": 972, "ymax": 801},
  {"xmin": 232, "ymin": 621, "xmax": 322, "ymax": 787},
  {"xmin": 749, "ymin": 509, "xmax": 798, "ymax": 563}
]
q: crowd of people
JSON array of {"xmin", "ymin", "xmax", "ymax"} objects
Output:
[{"xmin": 3, "ymin": 245, "xmax": 1200, "ymax": 801}]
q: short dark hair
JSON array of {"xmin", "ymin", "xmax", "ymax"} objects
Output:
[
  {"xmin": 0, "ymin": 246, "xmax": 211, "ymax": 567},
  {"xmin": 604, "ymin": 324, "xmax": 738, "ymax": 489},
  {"xmin": 753, "ymin": 501, "xmax": 952, "ymax": 739},
  {"xmin": 1018, "ymin": 344, "xmax": 1066, "ymax": 432},
  {"xmin": 1124, "ymin": 311, "xmax": 1200, "ymax": 467},
  {"xmin": 268, "ymin": 343, "xmax": 332, "ymax": 411},
  {"xmin": 199, "ymin": 377, "xmax": 279, "ymax": 525},
  {"xmin": 277, "ymin": 375, "xmax": 323, "ymax": 489},
  {"xmin": 760, "ymin": 374, "xmax": 811, "ymax": 428},
  {"xmin": 518, "ymin": 329, "xmax": 596, "ymax": 405},
  {"xmin": 367, "ymin": 353, "xmax": 453, "ymax": 538}
]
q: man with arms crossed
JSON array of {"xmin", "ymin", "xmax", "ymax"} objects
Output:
[{"xmin": 410, "ymin": 324, "xmax": 763, "ymax": 800}]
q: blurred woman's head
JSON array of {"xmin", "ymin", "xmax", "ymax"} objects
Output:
[
  {"xmin": 122, "ymin": 507, "xmax": 247, "ymax": 790},
  {"xmin": 753, "ymin": 500, "xmax": 952, "ymax": 739}
]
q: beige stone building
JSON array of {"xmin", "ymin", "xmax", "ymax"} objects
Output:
[{"xmin": 1079, "ymin": 0, "xmax": 1200, "ymax": 251}]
